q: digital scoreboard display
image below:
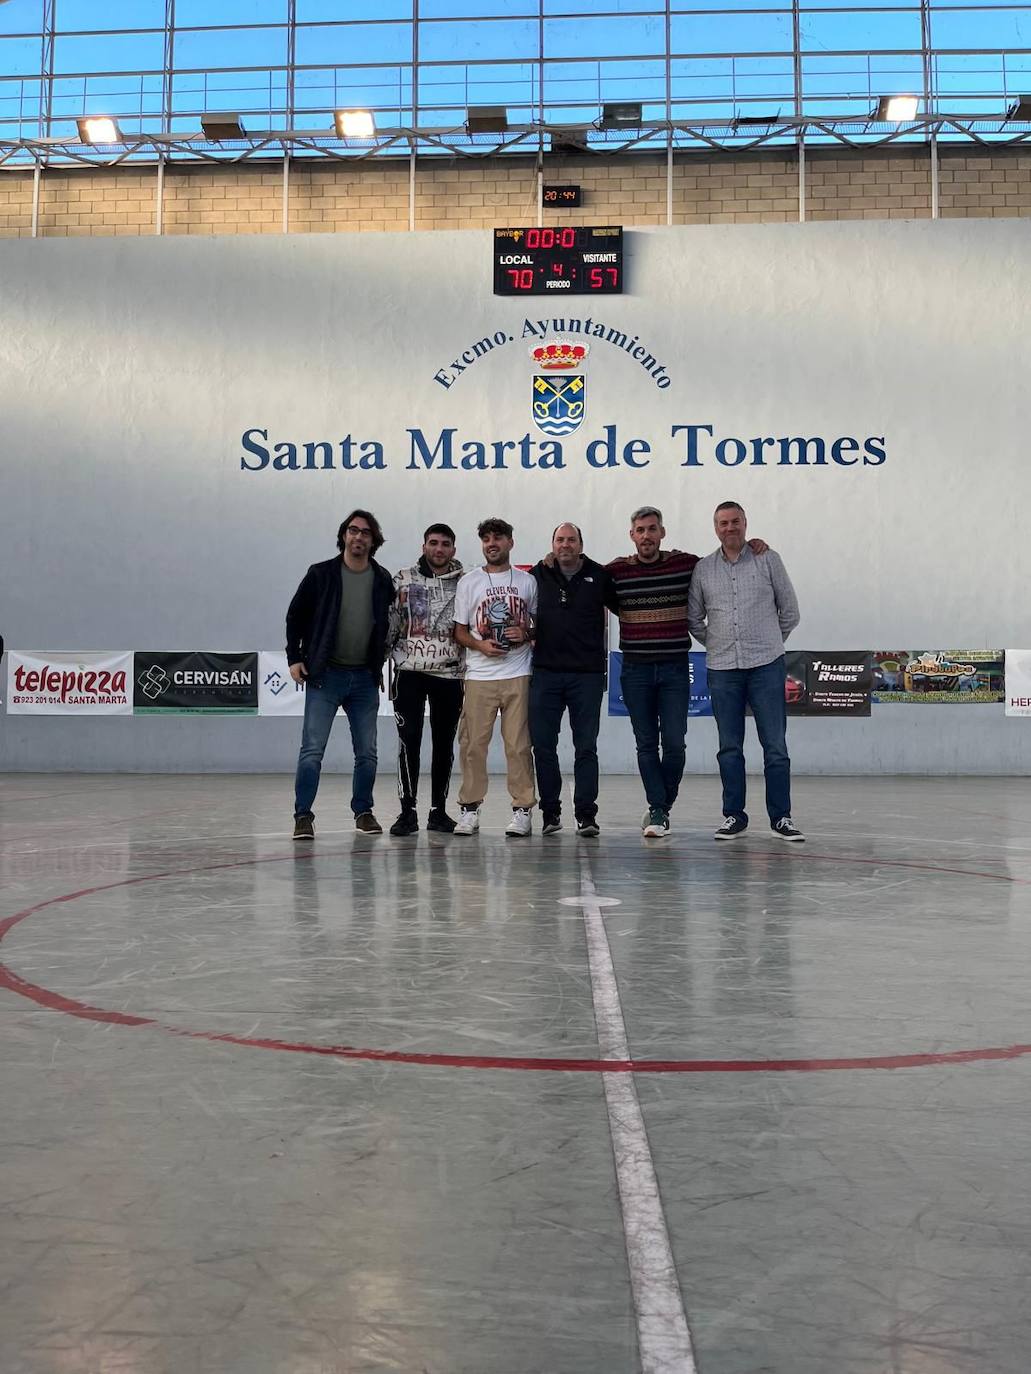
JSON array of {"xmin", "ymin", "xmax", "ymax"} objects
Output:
[{"xmin": 493, "ymin": 226, "xmax": 623, "ymax": 296}]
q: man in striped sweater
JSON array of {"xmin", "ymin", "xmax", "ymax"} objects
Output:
[{"xmin": 608, "ymin": 505, "xmax": 765, "ymax": 838}]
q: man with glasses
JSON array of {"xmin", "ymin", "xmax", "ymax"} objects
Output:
[{"xmin": 287, "ymin": 511, "xmax": 395, "ymax": 838}]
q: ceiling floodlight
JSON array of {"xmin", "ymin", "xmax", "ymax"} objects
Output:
[
  {"xmin": 201, "ymin": 113, "xmax": 246, "ymax": 140},
  {"xmin": 76, "ymin": 116, "xmax": 121, "ymax": 144},
  {"xmin": 334, "ymin": 109, "xmax": 376, "ymax": 138},
  {"xmin": 466, "ymin": 106, "xmax": 509, "ymax": 134},
  {"xmin": 871, "ymin": 95, "xmax": 918, "ymax": 122},
  {"xmin": 600, "ymin": 102, "xmax": 643, "ymax": 130},
  {"xmin": 1005, "ymin": 95, "xmax": 1031, "ymax": 121}
]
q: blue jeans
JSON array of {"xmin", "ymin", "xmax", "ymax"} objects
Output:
[
  {"xmin": 529, "ymin": 670, "xmax": 605, "ymax": 820},
  {"xmin": 620, "ymin": 658, "xmax": 691, "ymax": 810},
  {"xmin": 294, "ymin": 666, "xmax": 379, "ymax": 819},
  {"xmin": 707, "ymin": 655, "xmax": 790, "ymax": 825}
]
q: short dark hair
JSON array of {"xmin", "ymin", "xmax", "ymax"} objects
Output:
[
  {"xmin": 423, "ymin": 522, "xmax": 456, "ymax": 543},
  {"xmin": 714, "ymin": 501, "xmax": 745, "ymax": 516},
  {"xmin": 337, "ymin": 509, "xmax": 384, "ymax": 553},
  {"xmin": 552, "ymin": 522, "xmax": 583, "ymax": 544},
  {"xmin": 477, "ymin": 516, "xmax": 513, "ymax": 540}
]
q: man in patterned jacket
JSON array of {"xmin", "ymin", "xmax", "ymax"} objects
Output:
[{"xmin": 386, "ymin": 522, "xmax": 465, "ymax": 836}]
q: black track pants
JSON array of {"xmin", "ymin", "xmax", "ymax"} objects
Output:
[{"xmin": 393, "ymin": 670, "xmax": 464, "ymax": 811}]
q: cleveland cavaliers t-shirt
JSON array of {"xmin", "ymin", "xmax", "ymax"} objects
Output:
[{"xmin": 453, "ymin": 566, "xmax": 538, "ymax": 681}]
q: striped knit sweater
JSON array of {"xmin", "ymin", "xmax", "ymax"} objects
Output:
[{"xmin": 606, "ymin": 549, "xmax": 699, "ymax": 662}]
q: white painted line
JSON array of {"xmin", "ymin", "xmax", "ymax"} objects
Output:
[{"xmin": 576, "ymin": 853, "xmax": 698, "ymax": 1374}]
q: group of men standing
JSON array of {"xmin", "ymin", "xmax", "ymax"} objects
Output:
[{"xmin": 285, "ymin": 502, "xmax": 804, "ymax": 843}]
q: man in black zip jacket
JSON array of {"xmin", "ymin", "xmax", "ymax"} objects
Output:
[
  {"xmin": 530, "ymin": 522, "xmax": 619, "ymax": 837},
  {"xmin": 286, "ymin": 511, "xmax": 395, "ymax": 838}
]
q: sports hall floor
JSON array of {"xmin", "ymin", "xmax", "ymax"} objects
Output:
[{"xmin": 1, "ymin": 772, "xmax": 1029, "ymax": 1374}]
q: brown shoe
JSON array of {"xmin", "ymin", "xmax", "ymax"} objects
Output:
[
  {"xmin": 293, "ymin": 816, "xmax": 314, "ymax": 841},
  {"xmin": 354, "ymin": 811, "xmax": 382, "ymax": 834}
]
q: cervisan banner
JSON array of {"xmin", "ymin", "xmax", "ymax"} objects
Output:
[{"xmin": 133, "ymin": 652, "xmax": 258, "ymax": 715}]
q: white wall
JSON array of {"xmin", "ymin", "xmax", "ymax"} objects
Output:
[{"xmin": 2, "ymin": 220, "xmax": 1029, "ymax": 773}]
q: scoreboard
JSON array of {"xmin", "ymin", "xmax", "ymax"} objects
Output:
[{"xmin": 493, "ymin": 226, "xmax": 623, "ymax": 295}]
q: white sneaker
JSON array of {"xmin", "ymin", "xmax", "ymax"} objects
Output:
[
  {"xmin": 454, "ymin": 807, "xmax": 480, "ymax": 836},
  {"xmin": 505, "ymin": 807, "xmax": 533, "ymax": 838}
]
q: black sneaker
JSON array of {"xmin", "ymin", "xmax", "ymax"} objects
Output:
[
  {"xmin": 714, "ymin": 816, "xmax": 748, "ymax": 841},
  {"xmin": 389, "ymin": 808, "xmax": 419, "ymax": 837},
  {"xmin": 542, "ymin": 812, "xmax": 563, "ymax": 835},
  {"xmin": 576, "ymin": 818, "xmax": 600, "ymax": 838},
  {"xmin": 773, "ymin": 817, "xmax": 805, "ymax": 842},
  {"xmin": 427, "ymin": 808, "xmax": 457, "ymax": 834},
  {"xmin": 293, "ymin": 816, "xmax": 314, "ymax": 841},
  {"xmin": 355, "ymin": 812, "xmax": 383, "ymax": 834}
]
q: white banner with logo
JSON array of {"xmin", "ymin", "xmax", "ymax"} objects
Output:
[
  {"xmin": 258, "ymin": 652, "xmax": 395, "ymax": 717},
  {"xmin": 6, "ymin": 650, "xmax": 133, "ymax": 715},
  {"xmin": 1005, "ymin": 650, "xmax": 1031, "ymax": 716}
]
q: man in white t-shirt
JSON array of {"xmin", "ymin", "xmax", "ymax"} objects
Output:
[{"xmin": 452, "ymin": 516, "xmax": 539, "ymax": 837}]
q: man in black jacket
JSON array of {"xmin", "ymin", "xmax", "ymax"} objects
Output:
[
  {"xmin": 286, "ymin": 511, "xmax": 395, "ymax": 838},
  {"xmin": 530, "ymin": 522, "xmax": 618, "ymax": 837}
]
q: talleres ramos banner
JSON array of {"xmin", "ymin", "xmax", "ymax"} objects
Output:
[
  {"xmin": 872, "ymin": 650, "xmax": 1004, "ymax": 704},
  {"xmin": 6, "ymin": 651, "xmax": 132, "ymax": 715}
]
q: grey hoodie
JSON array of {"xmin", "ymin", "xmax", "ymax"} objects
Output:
[{"xmin": 387, "ymin": 556, "xmax": 465, "ymax": 678}]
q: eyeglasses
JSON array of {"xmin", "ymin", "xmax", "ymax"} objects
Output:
[{"xmin": 345, "ymin": 525, "xmax": 373, "ymax": 538}]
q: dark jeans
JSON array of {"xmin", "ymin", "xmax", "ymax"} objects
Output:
[
  {"xmin": 529, "ymin": 669, "xmax": 605, "ymax": 820},
  {"xmin": 294, "ymin": 666, "xmax": 379, "ymax": 819},
  {"xmin": 619, "ymin": 658, "xmax": 691, "ymax": 811},
  {"xmin": 707, "ymin": 655, "xmax": 791, "ymax": 825},
  {"xmin": 393, "ymin": 670, "xmax": 464, "ymax": 811}
]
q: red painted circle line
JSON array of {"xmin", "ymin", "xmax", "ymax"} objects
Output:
[{"xmin": 2, "ymin": 846, "xmax": 1030, "ymax": 1075}]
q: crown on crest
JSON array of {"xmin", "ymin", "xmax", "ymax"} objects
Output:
[{"xmin": 530, "ymin": 341, "xmax": 589, "ymax": 370}]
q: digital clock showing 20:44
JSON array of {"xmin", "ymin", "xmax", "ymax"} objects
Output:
[{"xmin": 493, "ymin": 226, "xmax": 623, "ymax": 295}]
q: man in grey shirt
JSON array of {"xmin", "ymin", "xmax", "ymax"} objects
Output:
[{"xmin": 687, "ymin": 501, "xmax": 803, "ymax": 843}]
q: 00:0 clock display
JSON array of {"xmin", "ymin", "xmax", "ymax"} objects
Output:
[{"xmin": 493, "ymin": 225, "xmax": 623, "ymax": 295}]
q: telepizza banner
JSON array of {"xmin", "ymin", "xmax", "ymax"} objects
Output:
[
  {"xmin": 6, "ymin": 651, "xmax": 133, "ymax": 715},
  {"xmin": 134, "ymin": 651, "xmax": 258, "ymax": 714},
  {"xmin": 1004, "ymin": 651, "xmax": 1031, "ymax": 716},
  {"xmin": 872, "ymin": 650, "xmax": 1004, "ymax": 704},
  {"xmin": 607, "ymin": 651, "xmax": 713, "ymax": 717}
]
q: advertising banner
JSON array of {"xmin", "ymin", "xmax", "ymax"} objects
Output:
[
  {"xmin": 792, "ymin": 651, "xmax": 873, "ymax": 717},
  {"xmin": 607, "ymin": 651, "xmax": 713, "ymax": 717},
  {"xmin": 260, "ymin": 651, "xmax": 396, "ymax": 718},
  {"xmin": 872, "ymin": 650, "xmax": 1004, "ymax": 704},
  {"xmin": 1004, "ymin": 651, "xmax": 1031, "ymax": 716},
  {"xmin": 133, "ymin": 651, "xmax": 258, "ymax": 715},
  {"xmin": 6, "ymin": 651, "xmax": 132, "ymax": 715}
]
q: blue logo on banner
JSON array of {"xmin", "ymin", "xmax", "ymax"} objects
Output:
[
  {"xmin": 532, "ymin": 373, "xmax": 585, "ymax": 436},
  {"xmin": 607, "ymin": 651, "xmax": 713, "ymax": 717}
]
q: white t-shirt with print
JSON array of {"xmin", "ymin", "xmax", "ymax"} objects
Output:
[{"xmin": 454, "ymin": 566, "xmax": 538, "ymax": 681}]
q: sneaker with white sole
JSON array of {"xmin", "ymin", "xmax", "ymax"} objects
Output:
[
  {"xmin": 576, "ymin": 818, "xmax": 600, "ymax": 838},
  {"xmin": 715, "ymin": 815, "xmax": 748, "ymax": 841},
  {"xmin": 773, "ymin": 816, "xmax": 805, "ymax": 842},
  {"xmin": 505, "ymin": 807, "xmax": 533, "ymax": 838},
  {"xmin": 541, "ymin": 812, "xmax": 562, "ymax": 835},
  {"xmin": 642, "ymin": 807, "xmax": 670, "ymax": 838},
  {"xmin": 454, "ymin": 806, "xmax": 480, "ymax": 836}
]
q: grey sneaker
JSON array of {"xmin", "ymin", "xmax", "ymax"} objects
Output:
[
  {"xmin": 293, "ymin": 816, "xmax": 314, "ymax": 841},
  {"xmin": 773, "ymin": 817, "xmax": 805, "ymax": 842},
  {"xmin": 643, "ymin": 807, "xmax": 670, "ymax": 838},
  {"xmin": 355, "ymin": 812, "xmax": 383, "ymax": 834}
]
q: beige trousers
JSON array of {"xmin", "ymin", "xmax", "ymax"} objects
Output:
[{"xmin": 458, "ymin": 676, "xmax": 536, "ymax": 809}]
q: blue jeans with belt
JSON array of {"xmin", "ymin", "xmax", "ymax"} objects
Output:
[
  {"xmin": 707, "ymin": 655, "xmax": 790, "ymax": 825},
  {"xmin": 619, "ymin": 657, "xmax": 691, "ymax": 810},
  {"xmin": 294, "ymin": 666, "xmax": 379, "ymax": 819}
]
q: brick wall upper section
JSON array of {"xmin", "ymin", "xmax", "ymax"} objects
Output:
[{"xmin": 2, "ymin": 149, "xmax": 1030, "ymax": 238}]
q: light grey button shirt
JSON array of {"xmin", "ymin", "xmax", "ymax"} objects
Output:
[{"xmin": 687, "ymin": 545, "xmax": 800, "ymax": 670}]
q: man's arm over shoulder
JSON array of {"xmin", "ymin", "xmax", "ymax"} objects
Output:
[{"xmin": 764, "ymin": 550, "xmax": 800, "ymax": 639}]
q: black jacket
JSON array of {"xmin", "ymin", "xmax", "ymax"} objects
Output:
[
  {"xmin": 286, "ymin": 555, "xmax": 395, "ymax": 679},
  {"xmin": 530, "ymin": 556, "xmax": 618, "ymax": 674}
]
